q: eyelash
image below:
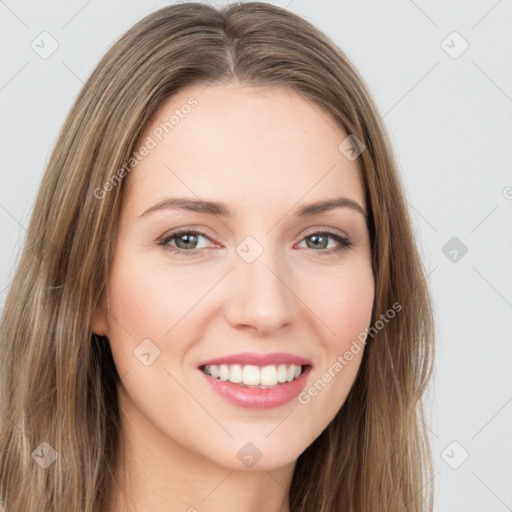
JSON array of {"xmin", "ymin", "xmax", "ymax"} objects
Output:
[{"xmin": 157, "ymin": 228, "xmax": 354, "ymax": 257}]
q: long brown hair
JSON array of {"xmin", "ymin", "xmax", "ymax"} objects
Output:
[{"xmin": 0, "ymin": 3, "xmax": 435, "ymax": 511}]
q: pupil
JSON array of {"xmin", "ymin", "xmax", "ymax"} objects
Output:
[
  {"xmin": 309, "ymin": 234, "xmax": 326, "ymax": 249},
  {"xmin": 179, "ymin": 233, "xmax": 197, "ymax": 249}
]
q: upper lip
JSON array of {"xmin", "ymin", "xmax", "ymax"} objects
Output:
[{"xmin": 198, "ymin": 352, "xmax": 312, "ymax": 368}]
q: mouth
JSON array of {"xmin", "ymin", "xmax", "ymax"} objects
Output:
[{"xmin": 199, "ymin": 363, "xmax": 310, "ymax": 389}]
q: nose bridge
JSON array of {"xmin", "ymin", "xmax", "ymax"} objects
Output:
[{"xmin": 225, "ymin": 234, "xmax": 295, "ymax": 334}]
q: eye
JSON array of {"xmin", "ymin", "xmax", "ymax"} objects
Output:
[
  {"xmin": 157, "ymin": 228, "xmax": 214, "ymax": 255},
  {"xmin": 157, "ymin": 228, "xmax": 354, "ymax": 256},
  {"xmin": 296, "ymin": 230, "xmax": 354, "ymax": 255}
]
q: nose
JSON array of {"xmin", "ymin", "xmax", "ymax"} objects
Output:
[{"xmin": 223, "ymin": 246, "xmax": 295, "ymax": 337}]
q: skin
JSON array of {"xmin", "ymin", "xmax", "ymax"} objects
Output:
[{"xmin": 93, "ymin": 82, "xmax": 375, "ymax": 512}]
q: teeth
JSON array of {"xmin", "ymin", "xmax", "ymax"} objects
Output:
[
  {"xmin": 243, "ymin": 365, "xmax": 260, "ymax": 385},
  {"xmin": 219, "ymin": 364, "xmax": 229, "ymax": 381},
  {"xmin": 277, "ymin": 364, "xmax": 288, "ymax": 383},
  {"xmin": 229, "ymin": 364, "xmax": 243, "ymax": 383},
  {"xmin": 202, "ymin": 363, "xmax": 304, "ymax": 386},
  {"xmin": 260, "ymin": 365, "xmax": 278, "ymax": 386}
]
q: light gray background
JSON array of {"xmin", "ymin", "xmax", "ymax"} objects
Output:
[{"xmin": 1, "ymin": 1, "xmax": 511, "ymax": 510}]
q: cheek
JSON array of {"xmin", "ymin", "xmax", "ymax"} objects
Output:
[
  {"xmin": 105, "ymin": 253, "xmax": 223, "ymax": 379},
  {"xmin": 333, "ymin": 274, "xmax": 374, "ymax": 342},
  {"xmin": 107, "ymin": 254, "xmax": 209, "ymax": 338},
  {"xmin": 104, "ymin": 253, "xmax": 174, "ymax": 379},
  {"xmin": 294, "ymin": 267, "xmax": 374, "ymax": 435},
  {"xmin": 298, "ymin": 260, "xmax": 375, "ymax": 349}
]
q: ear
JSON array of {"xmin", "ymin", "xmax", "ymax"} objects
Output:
[{"xmin": 92, "ymin": 292, "xmax": 109, "ymax": 336}]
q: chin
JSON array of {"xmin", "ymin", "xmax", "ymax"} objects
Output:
[{"xmin": 201, "ymin": 433, "xmax": 313, "ymax": 473}]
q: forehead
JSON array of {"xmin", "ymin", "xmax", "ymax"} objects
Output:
[{"xmin": 124, "ymin": 83, "xmax": 365, "ymax": 215}]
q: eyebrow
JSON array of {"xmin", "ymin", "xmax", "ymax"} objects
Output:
[{"xmin": 139, "ymin": 195, "xmax": 368, "ymax": 221}]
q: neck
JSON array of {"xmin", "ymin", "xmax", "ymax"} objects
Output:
[{"xmin": 107, "ymin": 385, "xmax": 295, "ymax": 512}]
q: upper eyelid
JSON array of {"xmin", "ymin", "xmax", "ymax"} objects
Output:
[{"xmin": 300, "ymin": 226, "xmax": 350, "ymax": 239}]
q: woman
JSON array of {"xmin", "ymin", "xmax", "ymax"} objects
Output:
[{"xmin": 0, "ymin": 2, "xmax": 435, "ymax": 511}]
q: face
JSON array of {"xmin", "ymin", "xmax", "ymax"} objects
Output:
[{"xmin": 94, "ymin": 82, "xmax": 374, "ymax": 472}]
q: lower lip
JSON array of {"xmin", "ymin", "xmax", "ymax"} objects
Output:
[{"xmin": 199, "ymin": 366, "xmax": 312, "ymax": 409}]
